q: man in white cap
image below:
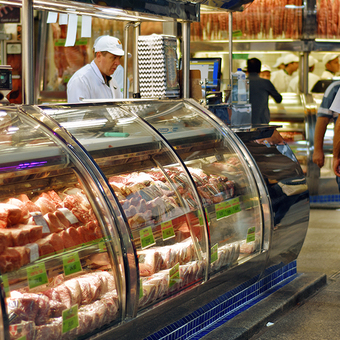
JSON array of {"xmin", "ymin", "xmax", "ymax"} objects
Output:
[
  {"xmin": 287, "ymin": 55, "xmax": 320, "ymax": 93},
  {"xmin": 321, "ymin": 54, "xmax": 339, "ymax": 79},
  {"xmin": 271, "ymin": 53, "xmax": 299, "ymax": 93},
  {"xmin": 260, "ymin": 64, "xmax": 271, "ymax": 80},
  {"xmin": 67, "ymin": 35, "xmax": 124, "ymax": 103},
  {"xmin": 273, "ymin": 56, "xmax": 285, "ymax": 71}
]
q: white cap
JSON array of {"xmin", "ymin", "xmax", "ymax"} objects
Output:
[
  {"xmin": 94, "ymin": 35, "xmax": 125, "ymax": 56},
  {"xmin": 261, "ymin": 64, "xmax": 271, "ymax": 72},
  {"xmin": 309, "ymin": 55, "xmax": 318, "ymax": 67},
  {"xmin": 273, "ymin": 56, "xmax": 284, "ymax": 68},
  {"xmin": 283, "ymin": 53, "xmax": 299, "ymax": 65},
  {"xmin": 323, "ymin": 54, "xmax": 338, "ymax": 65}
]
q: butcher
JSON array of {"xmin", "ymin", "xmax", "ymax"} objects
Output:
[
  {"xmin": 67, "ymin": 35, "xmax": 124, "ymax": 103},
  {"xmin": 321, "ymin": 54, "xmax": 339, "ymax": 79},
  {"xmin": 271, "ymin": 54, "xmax": 299, "ymax": 93}
]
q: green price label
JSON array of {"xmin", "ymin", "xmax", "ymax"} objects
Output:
[
  {"xmin": 247, "ymin": 227, "xmax": 256, "ymax": 243},
  {"xmin": 99, "ymin": 240, "xmax": 107, "ymax": 253},
  {"xmin": 210, "ymin": 243, "xmax": 218, "ymax": 263},
  {"xmin": 230, "ymin": 197, "xmax": 241, "ymax": 214},
  {"xmin": 198, "ymin": 209, "xmax": 204, "ymax": 226},
  {"xmin": 215, "ymin": 201, "xmax": 228, "ymax": 220},
  {"xmin": 205, "ymin": 207, "xmax": 210, "ymax": 223},
  {"xmin": 27, "ymin": 263, "xmax": 48, "ymax": 289},
  {"xmin": 1, "ymin": 274, "xmax": 10, "ymax": 298},
  {"xmin": 161, "ymin": 221, "xmax": 175, "ymax": 240},
  {"xmin": 18, "ymin": 336, "xmax": 26, "ymax": 340},
  {"xmin": 75, "ymin": 38, "xmax": 88, "ymax": 46},
  {"xmin": 169, "ymin": 263, "xmax": 180, "ymax": 288},
  {"xmin": 62, "ymin": 305, "xmax": 79, "ymax": 334},
  {"xmin": 54, "ymin": 39, "xmax": 66, "ymax": 46},
  {"xmin": 63, "ymin": 253, "xmax": 82, "ymax": 276},
  {"xmin": 140, "ymin": 227, "xmax": 155, "ymax": 249},
  {"xmin": 139, "ymin": 279, "xmax": 143, "ymax": 299}
]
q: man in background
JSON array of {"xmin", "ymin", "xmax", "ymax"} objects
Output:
[
  {"xmin": 271, "ymin": 54, "xmax": 299, "ymax": 93},
  {"xmin": 260, "ymin": 64, "xmax": 271, "ymax": 80},
  {"xmin": 321, "ymin": 54, "xmax": 339, "ymax": 79},
  {"xmin": 247, "ymin": 58, "xmax": 282, "ymax": 125},
  {"xmin": 287, "ymin": 55, "xmax": 320, "ymax": 93}
]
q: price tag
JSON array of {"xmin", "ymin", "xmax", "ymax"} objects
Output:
[
  {"xmin": 98, "ymin": 240, "xmax": 107, "ymax": 253},
  {"xmin": 26, "ymin": 243, "xmax": 40, "ymax": 262},
  {"xmin": 161, "ymin": 221, "xmax": 175, "ymax": 240},
  {"xmin": 205, "ymin": 207, "xmax": 210, "ymax": 223},
  {"xmin": 17, "ymin": 336, "xmax": 26, "ymax": 340},
  {"xmin": 62, "ymin": 305, "xmax": 79, "ymax": 334},
  {"xmin": 169, "ymin": 263, "xmax": 180, "ymax": 288},
  {"xmin": 1, "ymin": 274, "xmax": 10, "ymax": 298},
  {"xmin": 63, "ymin": 253, "xmax": 82, "ymax": 276},
  {"xmin": 210, "ymin": 243, "xmax": 218, "ymax": 263},
  {"xmin": 198, "ymin": 209, "xmax": 204, "ymax": 226},
  {"xmin": 215, "ymin": 201, "xmax": 228, "ymax": 220},
  {"xmin": 58, "ymin": 208, "xmax": 79, "ymax": 224},
  {"xmin": 27, "ymin": 263, "xmax": 48, "ymax": 289},
  {"xmin": 230, "ymin": 197, "xmax": 241, "ymax": 214},
  {"xmin": 139, "ymin": 279, "xmax": 143, "ymax": 299},
  {"xmin": 246, "ymin": 227, "xmax": 256, "ymax": 243},
  {"xmin": 140, "ymin": 227, "xmax": 155, "ymax": 249},
  {"xmin": 30, "ymin": 212, "xmax": 50, "ymax": 234}
]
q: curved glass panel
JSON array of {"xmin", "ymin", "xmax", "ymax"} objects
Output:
[
  {"xmin": 0, "ymin": 106, "xmax": 124, "ymax": 339},
  {"xmin": 116, "ymin": 100, "xmax": 264, "ymax": 275},
  {"xmin": 39, "ymin": 103, "xmax": 208, "ymax": 312}
]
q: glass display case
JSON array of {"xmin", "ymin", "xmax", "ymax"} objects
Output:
[{"xmin": 0, "ymin": 99, "xmax": 309, "ymax": 340}]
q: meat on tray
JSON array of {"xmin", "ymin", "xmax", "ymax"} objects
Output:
[
  {"xmin": 9, "ymin": 272, "xmax": 118, "ymax": 340},
  {"xmin": 0, "ymin": 185, "xmax": 104, "ymax": 272}
]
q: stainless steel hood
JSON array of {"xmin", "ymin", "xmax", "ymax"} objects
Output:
[{"xmin": 1, "ymin": 0, "xmax": 200, "ymax": 22}]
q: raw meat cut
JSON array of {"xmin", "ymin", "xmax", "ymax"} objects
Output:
[
  {"xmin": 43, "ymin": 213, "xmax": 65, "ymax": 233},
  {"xmin": 66, "ymin": 226, "xmax": 82, "ymax": 245},
  {"xmin": 0, "ymin": 203, "xmax": 22, "ymax": 228},
  {"xmin": 0, "ymin": 247, "xmax": 30, "ymax": 273},
  {"xmin": 59, "ymin": 230, "xmax": 76, "ymax": 249},
  {"xmin": 6, "ymin": 198, "xmax": 30, "ymax": 223},
  {"xmin": 35, "ymin": 237, "xmax": 55, "ymax": 257},
  {"xmin": 15, "ymin": 224, "xmax": 43, "ymax": 243},
  {"xmin": 45, "ymin": 233, "xmax": 64, "ymax": 252},
  {"xmin": 34, "ymin": 197, "xmax": 56, "ymax": 215}
]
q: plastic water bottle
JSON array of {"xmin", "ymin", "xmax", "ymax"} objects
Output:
[{"xmin": 234, "ymin": 68, "xmax": 247, "ymax": 104}]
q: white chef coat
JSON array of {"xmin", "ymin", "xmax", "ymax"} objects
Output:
[
  {"xmin": 287, "ymin": 73, "xmax": 320, "ymax": 93},
  {"xmin": 329, "ymin": 87, "xmax": 340, "ymax": 115},
  {"xmin": 112, "ymin": 65, "xmax": 130, "ymax": 98},
  {"xmin": 321, "ymin": 70, "xmax": 336, "ymax": 79},
  {"xmin": 271, "ymin": 69, "xmax": 295, "ymax": 93},
  {"xmin": 67, "ymin": 60, "xmax": 122, "ymax": 103}
]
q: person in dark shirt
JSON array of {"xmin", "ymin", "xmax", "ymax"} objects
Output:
[{"xmin": 247, "ymin": 58, "xmax": 283, "ymax": 125}]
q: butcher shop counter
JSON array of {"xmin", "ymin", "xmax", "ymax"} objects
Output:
[{"xmin": 0, "ymin": 99, "xmax": 309, "ymax": 340}]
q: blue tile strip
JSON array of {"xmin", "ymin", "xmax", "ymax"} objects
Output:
[
  {"xmin": 145, "ymin": 261, "xmax": 298, "ymax": 340},
  {"xmin": 310, "ymin": 194, "xmax": 340, "ymax": 203}
]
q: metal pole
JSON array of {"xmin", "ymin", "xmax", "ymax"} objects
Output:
[
  {"xmin": 123, "ymin": 23, "xmax": 131, "ymax": 99},
  {"xmin": 228, "ymin": 12, "xmax": 233, "ymax": 82},
  {"xmin": 133, "ymin": 22, "xmax": 140, "ymax": 98},
  {"xmin": 22, "ymin": 0, "xmax": 34, "ymax": 104},
  {"xmin": 182, "ymin": 21, "xmax": 190, "ymax": 99},
  {"xmin": 298, "ymin": 52, "xmax": 309, "ymax": 94},
  {"xmin": 36, "ymin": 11, "xmax": 48, "ymax": 103}
]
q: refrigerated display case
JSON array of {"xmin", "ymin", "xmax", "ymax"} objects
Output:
[{"xmin": 0, "ymin": 99, "xmax": 309, "ymax": 340}]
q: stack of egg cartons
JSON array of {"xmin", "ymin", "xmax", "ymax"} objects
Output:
[{"xmin": 138, "ymin": 34, "xmax": 180, "ymax": 99}]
